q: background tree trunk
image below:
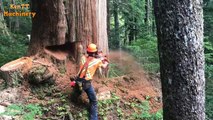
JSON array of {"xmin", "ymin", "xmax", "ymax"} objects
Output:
[
  {"xmin": 113, "ymin": 0, "xmax": 120, "ymax": 48},
  {"xmin": 144, "ymin": 0, "xmax": 150, "ymax": 24},
  {"xmin": 0, "ymin": 0, "xmax": 10, "ymax": 36},
  {"xmin": 107, "ymin": 0, "xmax": 110, "ymax": 43},
  {"xmin": 154, "ymin": 0, "xmax": 205, "ymax": 120},
  {"xmin": 11, "ymin": 0, "xmax": 19, "ymax": 32}
]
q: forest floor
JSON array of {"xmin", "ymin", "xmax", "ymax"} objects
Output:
[{"xmin": 0, "ymin": 50, "xmax": 162, "ymax": 120}]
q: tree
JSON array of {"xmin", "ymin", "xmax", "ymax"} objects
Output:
[
  {"xmin": 28, "ymin": 0, "xmax": 67, "ymax": 55},
  {"xmin": 144, "ymin": 0, "xmax": 150, "ymax": 24},
  {"xmin": 0, "ymin": 0, "xmax": 108, "ymax": 87},
  {"xmin": 112, "ymin": 0, "xmax": 120, "ymax": 48},
  {"xmin": 0, "ymin": 0, "xmax": 10, "ymax": 36},
  {"xmin": 154, "ymin": 0, "xmax": 205, "ymax": 120},
  {"xmin": 28, "ymin": 0, "xmax": 108, "ymax": 57}
]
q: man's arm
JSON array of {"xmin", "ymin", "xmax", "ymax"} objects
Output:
[{"xmin": 101, "ymin": 60, "xmax": 109, "ymax": 68}]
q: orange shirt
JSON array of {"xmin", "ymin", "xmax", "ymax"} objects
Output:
[{"xmin": 79, "ymin": 55, "xmax": 102, "ymax": 80}]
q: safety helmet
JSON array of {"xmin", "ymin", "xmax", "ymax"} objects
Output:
[{"xmin": 87, "ymin": 43, "xmax": 97, "ymax": 53}]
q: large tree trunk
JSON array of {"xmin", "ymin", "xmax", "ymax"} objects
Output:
[
  {"xmin": 0, "ymin": 0, "xmax": 10, "ymax": 36},
  {"xmin": 154, "ymin": 0, "xmax": 205, "ymax": 120},
  {"xmin": 66, "ymin": 0, "xmax": 97, "ymax": 48},
  {"xmin": 29, "ymin": 0, "xmax": 108, "ymax": 56},
  {"xmin": 96, "ymin": 0, "xmax": 108, "ymax": 54},
  {"xmin": 28, "ymin": 0, "xmax": 67, "ymax": 55},
  {"xmin": 28, "ymin": 0, "xmax": 108, "ymax": 76}
]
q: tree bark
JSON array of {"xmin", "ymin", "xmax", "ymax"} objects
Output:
[
  {"xmin": 154, "ymin": 0, "xmax": 205, "ymax": 120},
  {"xmin": 0, "ymin": 57, "xmax": 32, "ymax": 87},
  {"xmin": 0, "ymin": 0, "xmax": 10, "ymax": 36},
  {"xmin": 28, "ymin": 0, "xmax": 67, "ymax": 55},
  {"xmin": 96, "ymin": 0, "xmax": 109, "ymax": 54},
  {"xmin": 66, "ymin": 0, "xmax": 97, "ymax": 48},
  {"xmin": 107, "ymin": 0, "xmax": 110, "ymax": 43},
  {"xmin": 29, "ymin": 0, "xmax": 108, "ymax": 56},
  {"xmin": 113, "ymin": 0, "xmax": 120, "ymax": 48}
]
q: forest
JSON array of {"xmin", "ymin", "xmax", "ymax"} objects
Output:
[{"xmin": 0, "ymin": 0, "xmax": 212, "ymax": 120}]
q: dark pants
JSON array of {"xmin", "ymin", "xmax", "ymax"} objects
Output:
[
  {"xmin": 72, "ymin": 79, "xmax": 98, "ymax": 120},
  {"xmin": 85, "ymin": 85, "xmax": 98, "ymax": 120}
]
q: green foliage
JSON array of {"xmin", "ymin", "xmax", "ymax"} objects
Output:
[
  {"xmin": 206, "ymin": 76, "xmax": 213, "ymax": 120},
  {"xmin": 108, "ymin": 63, "xmax": 125, "ymax": 77},
  {"xmin": 3, "ymin": 0, "xmax": 32, "ymax": 34},
  {"xmin": 0, "ymin": 34, "xmax": 28, "ymax": 66},
  {"xmin": 204, "ymin": 39, "xmax": 213, "ymax": 119},
  {"xmin": 126, "ymin": 100, "xmax": 162, "ymax": 120},
  {"xmin": 108, "ymin": 0, "xmax": 153, "ymax": 48},
  {"xmin": 73, "ymin": 92, "xmax": 162, "ymax": 120},
  {"xmin": 0, "ymin": 104, "xmax": 42, "ymax": 120},
  {"xmin": 204, "ymin": 1, "xmax": 213, "ymax": 45},
  {"xmin": 38, "ymin": 88, "xmax": 73, "ymax": 120},
  {"xmin": 124, "ymin": 36, "xmax": 159, "ymax": 73},
  {"xmin": 98, "ymin": 93, "xmax": 162, "ymax": 120},
  {"xmin": 205, "ymin": 40, "xmax": 213, "ymax": 64}
]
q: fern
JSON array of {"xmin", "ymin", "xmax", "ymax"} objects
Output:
[{"xmin": 0, "ymin": 104, "xmax": 42, "ymax": 120}]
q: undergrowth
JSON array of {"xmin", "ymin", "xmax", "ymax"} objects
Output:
[
  {"xmin": 108, "ymin": 63, "xmax": 125, "ymax": 78},
  {"xmin": 98, "ymin": 93, "xmax": 162, "ymax": 120},
  {"xmin": 0, "ymin": 34, "xmax": 28, "ymax": 66},
  {"xmin": 123, "ymin": 35, "xmax": 159, "ymax": 73},
  {"xmin": 0, "ymin": 104, "xmax": 42, "ymax": 120},
  {"xmin": 74, "ymin": 93, "xmax": 163, "ymax": 120},
  {"xmin": 205, "ymin": 40, "xmax": 213, "ymax": 119}
]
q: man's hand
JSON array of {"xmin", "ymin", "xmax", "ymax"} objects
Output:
[
  {"xmin": 102, "ymin": 60, "xmax": 109, "ymax": 69},
  {"xmin": 70, "ymin": 75, "xmax": 78, "ymax": 81}
]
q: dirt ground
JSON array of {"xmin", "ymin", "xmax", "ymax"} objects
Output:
[
  {"xmin": 0, "ymin": 50, "xmax": 162, "ymax": 119},
  {"xmin": 54, "ymin": 50, "xmax": 162, "ymax": 113}
]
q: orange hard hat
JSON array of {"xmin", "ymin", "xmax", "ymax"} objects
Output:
[{"xmin": 87, "ymin": 43, "xmax": 97, "ymax": 53}]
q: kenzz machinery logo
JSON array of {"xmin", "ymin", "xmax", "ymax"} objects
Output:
[{"xmin": 0, "ymin": 3, "xmax": 36, "ymax": 18}]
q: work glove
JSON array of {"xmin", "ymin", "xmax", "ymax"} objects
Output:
[
  {"xmin": 70, "ymin": 81, "xmax": 76, "ymax": 87},
  {"xmin": 70, "ymin": 75, "xmax": 78, "ymax": 81}
]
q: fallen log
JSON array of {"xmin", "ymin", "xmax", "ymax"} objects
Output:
[{"xmin": 0, "ymin": 57, "xmax": 32, "ymax": 87}]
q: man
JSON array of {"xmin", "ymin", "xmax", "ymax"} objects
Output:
[{"xmin": 71, "ymin": 43, "xmax": 109, "ymax": 120}]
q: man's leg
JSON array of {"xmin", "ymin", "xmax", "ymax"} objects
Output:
[{"xmin": 84, "ymin": 85, "xmax": 98, "ymax": 120}]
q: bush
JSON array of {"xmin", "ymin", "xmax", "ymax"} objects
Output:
[
  {"xmin": 0, "ymin": 104, "xmax": 42, "ymax": 120},
  {"xmin": 205, "ymin": 40, "xmax": 213, "ymax": 119},
  {"xmin": 0, "ymin": 34, "xmax": 28, "ymax": 66},
  {"xmin": 123, "ymin": 35, "xmax": 160, "ymax": 73}
]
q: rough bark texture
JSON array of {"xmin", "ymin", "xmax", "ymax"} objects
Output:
[
  {"xmin": 107, "ymin": 0, "xmax": 110, "ymax": 43},
  {"xmin": 154, "ymin": 0, "xmax": 205, "ymax": 120},
  {"xmin": 0, "ymin": 57, "xmax": 32, "ymax": 87},
  {"xmin": 0, "ymin": 0, "xmax": 10, "ymax": 36},
  {"xmin": 66, "ymin": 0, "xmax": 97, "ymax": 48},
  {"xmin": 96, "ymin": 0, "xmax": 109, "ymax": 54},
  {"xmin": 29, "ymin": 0, "xmax": 109, "ymax": 56},
  {"xmin": 29, "ymin": 0, "xmax": 67, "ymax": 55}
]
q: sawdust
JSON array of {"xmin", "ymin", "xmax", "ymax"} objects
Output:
[{"xmin": 0, "ymin": 50, "xmax": 162, "ymax": 116}]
